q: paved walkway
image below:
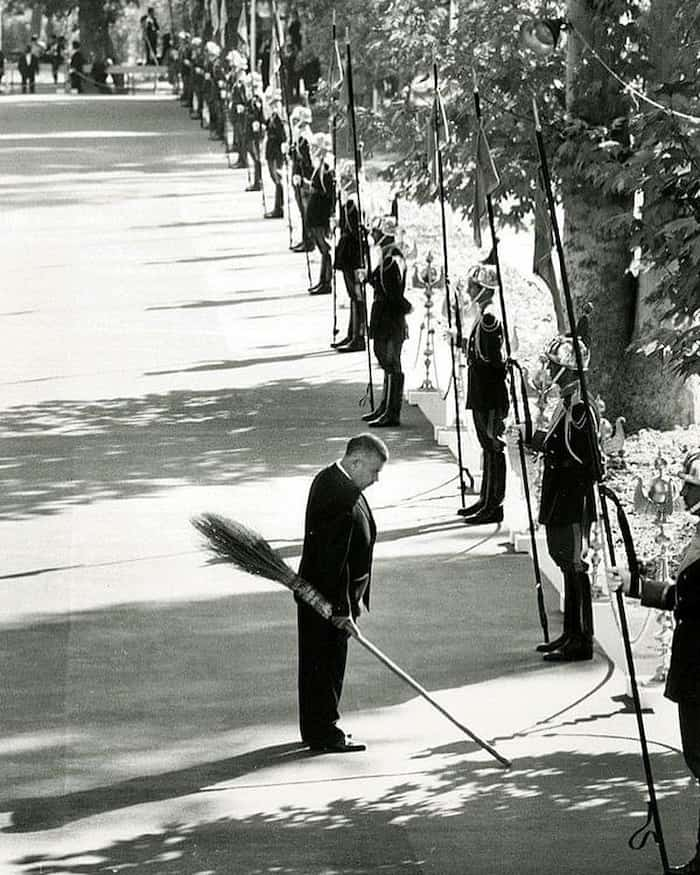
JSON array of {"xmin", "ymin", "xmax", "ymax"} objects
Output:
[{"xmin": 0, "ymin": 94, "xmax": 689, "ymax": 874}]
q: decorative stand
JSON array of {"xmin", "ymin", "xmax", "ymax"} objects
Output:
[
  {"xmin": 411, "ymin": 251, "xmax": 443, "ymax": 392},
  {"xmin": 634, "ymin": 451, "xmax": 676, "ymax": 685}
]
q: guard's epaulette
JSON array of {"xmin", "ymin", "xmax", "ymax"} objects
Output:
[{"xmin": 480, "ymin": 311, "xmax": 501, "ymax": 333}]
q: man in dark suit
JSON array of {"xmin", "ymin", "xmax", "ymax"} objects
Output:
[
  {"xmin": 18, "ymin": 45, "xmax": 40, "ymax": 94},
  {"xmin": 297, "ymin": 433, "xmax": 388, "ymax": 753}
]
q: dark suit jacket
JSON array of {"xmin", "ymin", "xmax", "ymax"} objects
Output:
[
  {"xmin": 298, "ymin": 463, "xmax": 376, "ymax": 619},
  {"xmin": 643, "ymin": 550, "xmax": 700, "ymax": 703},
  {"xmin": 18, "ymin": 53, "xmax": 39, "ymax": 77}
]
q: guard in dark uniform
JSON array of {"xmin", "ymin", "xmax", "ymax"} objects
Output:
[
  {"xmin": 363, "ymin": 215, "xmax": 411, "ymax": 428},
  {"xmin": 523, "ymin": 328, "xmax": 600, "ymax": 662},
  {"xmin": 205, "ymin": 42, "xmax": 224, "ymax": 141},
  {"xmin": 332, "ymin": 160, "xmax": 366, "ymax": 352},
  {"xmin": 227, "ymin": 53, "xmax": 248, "ymax": 168},
  {"xmin": 460, "ymin": 263, "xmax": 509, "ymax": 525},
  {"xmin": 289, "ymin": 106, "xmax": 314, "ymax": 252},
  {"xmin": 264, "ymin": 90, "xmax": 286, "ymax": 219},
  {"xmin": 179, "ymin": 32, "xmax": 193, "ymax": 108},
  {"xmin": 616, "ymin": 450, "xmax": 700, "ymax": 873},
  {"xmin": 306, "ymin": 132, "xmax": 335, "ymax": 295},
  {"xmin": 245, "ymin": 72, "xmax": 265, "ymax": 192},
  {"xmin": 190, "ymin": 37, "xmax": 204, "ymax": 120}
]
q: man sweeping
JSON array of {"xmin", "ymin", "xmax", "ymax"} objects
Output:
[{"xmin": 296, "ymin": 433, "xmax": 387, "ymax": 753}]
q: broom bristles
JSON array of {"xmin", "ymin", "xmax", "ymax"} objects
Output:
[{"xmin": 191, "ymin": 513, "xmax": 332, "ymax": 619}]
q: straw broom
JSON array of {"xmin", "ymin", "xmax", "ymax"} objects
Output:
[{"xmin": 192, "ymin": 512, "xmax": 511, "ymax": 768}]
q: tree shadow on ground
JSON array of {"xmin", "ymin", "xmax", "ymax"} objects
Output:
[
  {"xmin": 0, "ymin": 377, "xmax": 444, "ymax": 519},
  {"xmin": 10, "ymin": 747, "xmax": 690, "ymax": 875}
]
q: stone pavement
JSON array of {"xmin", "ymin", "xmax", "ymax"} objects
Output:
[{"xmin": 0, "ymin": 93, "xmax": 691, "ymax": 874}]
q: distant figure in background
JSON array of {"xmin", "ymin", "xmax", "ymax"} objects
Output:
[
  {"xmin": 48, "ymin": 37, "xmax": 65, "ymax": 85},
  {"xmin": 69, "ymin": 40, "xmax": 86, "ymax": 93},
  {"xmin": 18, "ymin": 45, "xmax": 40, "ymax": 94},
  {"xmin": 90, "ymin": 54, "xmax": 111, "ymax": 94},
  {"xmin": 0, "ymin": 49, "xmax": 5, "ymax": 89},
  {"xmin": 144, "ymin": 6, "xmax": 160, "ymax": 64},
  {"xmin": 301, "ymin": 48, "xmax": 320, "ymax": 104}
]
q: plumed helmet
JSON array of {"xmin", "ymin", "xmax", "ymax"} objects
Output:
[
  {"xmin": 371, "ymin": 214, "xmax": 399, "ymax": 238},
  {"xmin": 291, "ymin": 105, "xmax": 312, "ymax": 126},
  {"xmin": 312, "ymin": 131, "xmax": 332, "ymax": 153},
  {"xmin": 205, "ymin": 41, "xmax": 221, "ymax": 57},
  {"xmin": 337, "ymin": 159, "xmax": 355, "ymax": 186},
  {"xmin": 468, "ymin": 263, "xmax": 498, "ymax": 290},
  {"xmin": 680, "ymin": 450, "xmax": 700, "ymax": 487},
  {"xmin": 178, "ymin": 30, "xmax": 187, "ymax": 39},
  {"xmin": 545, "ymin": 334, "xmax": 590, "ymax": 371},
  {"xmin": 191, "ymin": 36, "xmax": 203, "ymax": 47}
]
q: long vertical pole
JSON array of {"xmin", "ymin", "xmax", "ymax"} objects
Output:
[
  {"xmin": 330, "ymin": 11, "xmax": 339, "ymax": 342},
  {"xmin": 533, "ymin": 97, "xmax": 668, "ymax": 873},
  {"xmin": 473, "ymin": 85, "xmax": 549, "ymax": 642},
  {"xmin": 250, "ymin": 0, "xmax": 257, "ymax": 73},
  {"xmin": 433, "ymin": 63, "xmax": 469, "ymax": 509},
  {"xmin": 346, "ymin": 31, "xmax": 374, "ymax": 408}
]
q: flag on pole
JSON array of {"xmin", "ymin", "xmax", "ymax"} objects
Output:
[
  {"xmin": 426, "ymin": 87, "xmax": 449, "ymax": 193},
  {"xmin": 533, "ymin": 166, "xmax": 566, "ymax": 331},
  {"xmin": 220, "ymin": 0, "xmax": 229, "ymax": 43},
  {"xmin": 269, "ymin": 11, "xmax": 281, "ymax": 92},
  {"xmin": 472, "ymin": 121, "xmax": 499, "ymax": 248},
  {"xmin": 329, "ymin": 33, "xmax": 344, "ymax": 100},
  {"xmin": 237, "ymin": 3, "xmax": 249, "ymax": 57},
  {"xmin": 210, "ymin": 0, "xmax": 220, "ymax": 38}
]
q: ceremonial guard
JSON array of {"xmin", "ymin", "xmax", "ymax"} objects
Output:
[
  {"xmin": 306, "ymin": 133, "xmax": 335, "ymax": 295},
  {"xmin": 205, "ymin": 42, "xmax": 224, "ymax": 141},
  {"xmin": 263, "ymin": 90, "xmax": 287, "ymax": 219},
  {"xmin": 245, "ymin": 73, "xmax": 265, "ymax": 192},
  {"xmin": 362, "ymin": 215, "xmax": 411, "ymax": 428},
  {"xmin": 518, "ymin": 324, "xmax": 600, "ymax": 662},
  {"xmin": 332, "ymin": 160, "xmax": 366, "ymax": 352},
  {"xmin": 614, "ymin": 450, "xmax": 700, "ymax": 873},
  {"xmin": 289, "ymin": 106, "xmax": 314, "ymax": 252},
  {"xmin": 190, "ymin": 37, "xmax": 204, "ymax": 120},
  {"xmin": 179, "ymin": 32, "xmax": 193, "ymax": 108},
  {"xmin": 227, "ymin": 52, "xmax": 248, "ymax": 168},
  {"xmin": 459, "ymin": 263, "xmax": 509, "ymax": 525}
]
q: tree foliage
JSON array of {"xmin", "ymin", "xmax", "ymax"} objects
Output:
[{"xmin": 297, "ymin": 0, "xmax": 699, "ymax": 384}]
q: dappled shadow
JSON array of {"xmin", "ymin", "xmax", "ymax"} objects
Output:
[
  {"xmin": 7, "ymin": 742, "xmax": 309, "ymax": 833},
  {"xmin": 10, "ymin": 747, "xmax": 688, "ymax": 874},
  {"xmin": 146, "ymin": 293, "xmax": 299, "ymax": 311},
  {"xmin": 144, "ymin": 350, "xmax": 334, "ymax": 377},
  {"xmin": 0, "ymin": 378, "xmax": 445, "ymax": 519}
]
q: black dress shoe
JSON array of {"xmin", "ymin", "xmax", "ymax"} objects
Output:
[
  {"xmin": 462, "ymin": 506, "xmax": 504, "ymax": 525},
  {"xmin": 456, "ymin": 500, "xmax": 484, "ymax": 518},
  {"xmin": 336, "ymin": 339, "xmax": 365, "ymax": 352},
  {"xmin": 245, "ymin": 183, "xmax": 262, "ymax": 192},
  {"xmin": 536, "ymin": 633, "xmax": 570, "ymax": 653},
  {"xmin": 542, "ymin": 640, "xmax": 593, "ymax": 662},
  {"xmin": 331, "ymin": 335, "xmax": 351, "ymax": 348},
  {"xmin": 668, "ymin": 856, "xmax": 700, "ymax": 873},
  {"xmin": 310, "ymin": 739, "xmax": 366, "ymax": 753},
  {"xmin": 264, "ymin": 210, "xmax": 283, "ymax": 219},
  {"xmin": 309, "ymin": 284, "xmax": 332, "ymax": 295},
  {"xmin": 291, "ymin": 241, "xmax": 315, "ymax": 253}
]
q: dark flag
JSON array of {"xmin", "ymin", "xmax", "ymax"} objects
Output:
[
  {"xmin": 426, "ymin": 87, "xmax": 449, "ymax": 194},
  {"xmin": 472, "ymin": 121, "xmax": 499, "ymax": 248},
  {"xmin": 533, "ymin": 167, "xmax": 566, "ymax": 332}
]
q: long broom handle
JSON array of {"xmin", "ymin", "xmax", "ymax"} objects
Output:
[{"xmin": 352, "ymin": 628, "xmax": 511, "ymax": 768}]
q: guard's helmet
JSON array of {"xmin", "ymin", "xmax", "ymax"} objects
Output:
[
  {"xmin": 291, "ymin": 105, "xmax": 312, "ymax": 126},
  {"xmin": 545, "ymin": 334, "xmax": 590, "ymax": 371},
  {"xmin": 680, "ymin": 450, "xmax": 700, "ymax": 487},
  {"xmin": 312, "ymin": 131, "xmax": 332, "ymax": 153},
  {"xmin": 371, "ymin": 215, "xmax": 398, "ymax": 238},
  {"xmin": 205, "ymin": 41, "xmax": 221, "ymax": 57},
  {"xmin": 177, "ymin": 30, "xmax": 187, "ymax": 39},
  {"xmin": 191, "ymin": 36, "xmax": 203, "ymax": 47},
  {"xmin": 337, "ymin": 159, "xmax": 355, "ymax": 187},
  {"xmin": 468, "ymin": 263, "xmax": 498, "ymax": 290}
]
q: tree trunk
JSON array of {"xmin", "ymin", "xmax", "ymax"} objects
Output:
[
  {"xmin": 78, "ymin": 0, "xmax": 111, "ymax": 60},
  {"xmin": 562, "ymin": 0, "xmax": 694, "ymax": 429}
]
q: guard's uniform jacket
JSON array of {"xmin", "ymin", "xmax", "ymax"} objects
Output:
[
  {"xmin": 229, "ymin": 77, "xmax": 247, "ymax": 155},
  {"xmin": 264, "ymin": 112, "xmax": 286, "ymax": 164},
  {"xmin": 290, "ymin": 133, "xmax": 313, "ymax": 181},
  {"xmin": 531, "ymin": 398, "xmax": 599, "ymax": 527},
  {"xmin": 334, "ymin": 196, "xmax": 363, "ymax": 273},
  {"xmin": 306, "ymin": 161, "xmax": 335, "ymax": 229},
  {"xmin": 465, "ymin": 306, "xmax": 508, "ymax": 413},
  {"xmin": 246, "ymin": 94, "xmax": 265, "ymax": 161},
  {"xmin": 368, "ymin": 246, "xmax": 408, "ymax": 340},
  {"xmin": 643, "ymin": 527, "xmax": 700, "ymax": 703}
]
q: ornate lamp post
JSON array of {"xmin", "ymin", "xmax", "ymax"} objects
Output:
[{"xmin": 411, "ymin": 251, "xmax": 443, "ymax": 392}]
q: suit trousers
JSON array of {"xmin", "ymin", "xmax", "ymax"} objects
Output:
[
  {"xmin": 679, "ymin": 700, "xmax": 700, "ymax": 853},
  {"xmin": 297, "ymin": 602, "xmax": 348, "ymax": 744}
]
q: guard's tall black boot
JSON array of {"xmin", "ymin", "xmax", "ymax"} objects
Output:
[
  {"xmin": 362, "ymin": 374, "xmax": 387, "ymax": 422},
  {"xmin": 332, "ymin": 299, "xmax": 355, "ymax": 348},
  {"xmin": 543, "ymin": 571, "xmax": 593, "ymax": 661},
  {"xmin": 265, "ymin": 183, "xmax": 284, "ymax": 218},
  {"xmin": 337, "ymin": 300, "xmax": 366, "ymax": 352},
  {"xmin": 246, "ymin": 160, "xmax": 262, "ymax": 192},
  {"xmin": 463, "ymin": 451, "xmax": 505, "ymax": 525},
  {"xmin": 370, "ymin": 373, "xmax": 402, "ymax": 428},
  {"xmin": 537, "ymin": 569, "xmax": 577, "ymax": 652},
  {"xmin": 459, "ymin": 452, "xmax": 489, "ymax": 517}
]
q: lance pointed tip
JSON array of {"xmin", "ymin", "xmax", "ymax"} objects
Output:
[{"xmin": 532, "ymin": 95, "xmax": 542, "ymax": 131}]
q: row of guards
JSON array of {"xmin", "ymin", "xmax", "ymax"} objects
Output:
[{"xmin": 173, "ymin": 14, "xmax": 695, "ymax": 874}]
